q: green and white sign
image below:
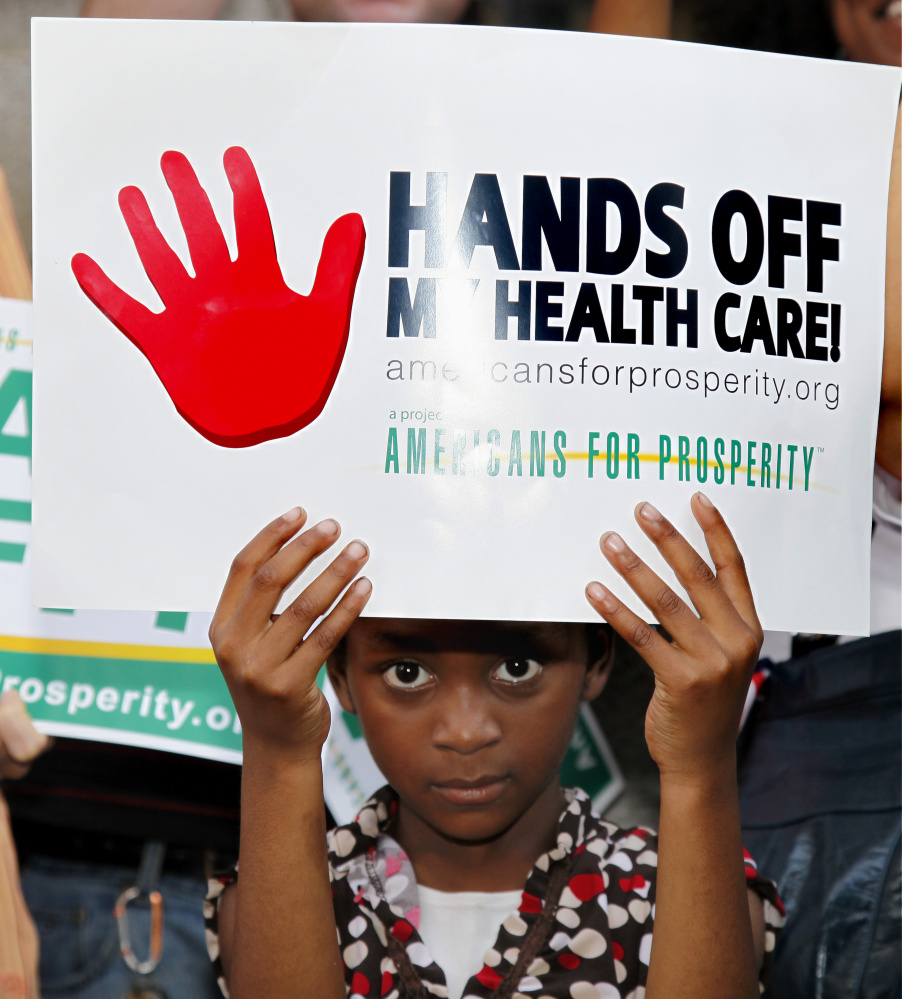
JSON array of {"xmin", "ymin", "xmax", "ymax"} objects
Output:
[{"xmin": 0, "ymin": 297, "xmax": 240, "ymax": 760}]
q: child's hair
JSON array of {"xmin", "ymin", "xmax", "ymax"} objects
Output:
[{"xmin": 585, "ymin": 622, "xmax": 612, "ymax": 670}]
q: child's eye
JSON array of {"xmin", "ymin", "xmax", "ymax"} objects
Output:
[
  {"xmin": 493, "ymin": 658, "xmax": 542, "ymax": 684},
  {"xmin": 384, "ymin": 661, "xmax": 432, "ymax": 689}
]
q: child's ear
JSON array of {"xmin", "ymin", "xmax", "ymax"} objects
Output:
[
  {"xmin": 582, "ymin": 628, "xmax": 613, "ymax": 702},
  {"xmin": 326, "ymin": 655, "xmax": 357, "ymax": 715}
]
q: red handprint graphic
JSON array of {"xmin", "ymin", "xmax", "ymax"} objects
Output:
[{"xmin": 72, "ymin": 147, "xmax": 365, "ymax": 447}]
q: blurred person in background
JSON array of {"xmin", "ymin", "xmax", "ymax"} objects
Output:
[
  {"xmin": 80, "ymin": 0, "xmax": 474, "ymax": 22},
  {"xmin": 590, "ymin": 0, "xmax": 902, "ymax": 66}
]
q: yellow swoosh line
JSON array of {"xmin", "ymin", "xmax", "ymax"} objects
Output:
[
  {"xmin": 556, "ymin": 451, "xmax": 750, "ymax": 473},
  {"xmin": 561, "ymin": 452, "xmax": 660, "ymax": 463},
  {"xmin": 561, "ymin": 451, "xmax": 826, "ymax": 490},
  {"xmin": 0, "ymin": 634, "xmax": 216, "ymax": 663}
]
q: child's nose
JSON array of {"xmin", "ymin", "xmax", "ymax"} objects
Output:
[{"xmin": 431, "ymin": 687, "xmax": 502, "ymax": 755}]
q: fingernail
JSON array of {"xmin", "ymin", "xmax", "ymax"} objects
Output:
[
  {"xmin": 282, "ymin": 506, "xmax": 303, "ymax": 523},
  {"xmin": 638, "ymin": 501, "xmax": 662, "ymax": 523},
  {"xmin": 602, "ymin": 531, "xmax": 626, "ymax": 554},
  {"xmin": 317, "ymin": 519, "xmax": 340, "ymax": 535},
  {"xmin": 353, "ymin": 577, "xmax": 372, "ymax": 596},
  {"xmin": 345, "ymin": 540, "xmax": 367, "ymax": 560},
  {"xmin": 695, "ymin": 491, "xmax": 714, "ymax": 509},
  {"xmin": 586, "ymin": 581, "xmax": 617, "ymax": 612}
]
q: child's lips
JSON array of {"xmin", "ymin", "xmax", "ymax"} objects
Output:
[{"xmin": 431, "ymin": 775, "xmax": 511, "ymax": 806}]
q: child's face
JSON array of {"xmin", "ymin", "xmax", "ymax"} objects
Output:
[{"xmin": 328, "ymin": 619, "xmax": 609, "ymax": 843}]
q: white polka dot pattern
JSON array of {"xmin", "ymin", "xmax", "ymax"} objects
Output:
[{"xmin": 205, "ymin": 785, "xmax": 785, "ymax": 998}]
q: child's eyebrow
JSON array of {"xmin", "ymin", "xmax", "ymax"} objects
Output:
[
  {"xmin": 363, "ymin": 624, "xmax": 574, "ymax": 658},
  {"xmin": 367, "ymin": 631, "xmax": 439, "ymax": 653}
]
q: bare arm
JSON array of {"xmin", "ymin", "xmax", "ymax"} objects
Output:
[
  {"xmin": 209, "ymin": 510, "xmax": 371, "ymax": 999},
  {"xmin": 588, "ymin": 0, "xmax": 671, "ymax": 39},
  {"xmin": 877, "ymin": 102, "xmax": 901, "ymax": 478},
  {"xmin": 651, "ymin": 777, "xmax": 760, "ymax": 997},
  {"xmin": 587, "ymin": 495, "xmax": 764, "ymax": 998},
  {"xmin": 229, "ymin": 756, "xmax": 338, "ymax": 998}
]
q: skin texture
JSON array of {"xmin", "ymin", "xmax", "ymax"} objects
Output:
[
  {"xmin": 211, "ymin": 511, "xmax": 373, "ymax": 999},
  {"xmin": 288, "ymin": 0, "xmax": 470, "ymax": 22},
  {"xmin": 328, "ymin": 619, "xmax": 610, "ymax": 892},
  {"xmin": 831, "ymin": 0, "xmax": 902, "ymax": 65},
  {"xmin": 586, "ymin": 495, "xmax": 765, "ymax": 998},
  {"xmin": 589, "ymin": 0, "xmax": 672, "ymax": 38},
  {"xmin": 80, "ymin": 0, "xmax": 469, "ymax": 22},
  {"xmin": 212, "ymin": 495, "xmax": 766, "ymax": 998}
]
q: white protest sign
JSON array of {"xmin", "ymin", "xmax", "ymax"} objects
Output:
[{"xmin": 32, "ymin": 20, "xmax": 900, "ymax": 634}]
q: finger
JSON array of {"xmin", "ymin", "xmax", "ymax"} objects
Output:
[
  {"xmin": 118, "ymin": 184, "xmax": 192, "ymax": 298},
  {"xmin": 211, "ymin": 506, "xmax": 307, "ymax": 637},
  {"xmin": 285, "ymin": 575, "xmax": 372, "ymax": 680},
  {"xmin": 226, "ymin": 518, "xmax": 345, "ymax": 642},
  {"xmin": 265, "ymin": 539, "xmax": 369, "ymax": 661},
  {"xmin": 585, "ymin": 580, "xmax": 674, "ymax": 670},
  {"xmin": 224, "ymin": 146, "xmax": 278, "ymax": 271},
  {"xmin": 633, "ymin": 500, "xmax": 745, "ymax": 632},
  {"xmin": 160, "ymin": 150, "xmax": 232, "ymax": 277},
  {"xmin": 599, "ymin": 529, "xmax": 715, "ymax": 652},
  {"xmin": 691, "ymin": 492, "xmax": 762, "ymax": 642},
  {"xmin": 0, "ymin": 692, "xmax": 50, "ymax": 775},
  {"xmin": 309, "ymin": 213, "xmax": 366, "ymax": 306},
  {"xmin": 71, "ymin": 253, "xmax": 157, "ymax": 345}
]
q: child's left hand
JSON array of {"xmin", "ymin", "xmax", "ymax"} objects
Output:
[{"xmin": 586, "ymin": 492, "xmax": 762, "ymax": 786}]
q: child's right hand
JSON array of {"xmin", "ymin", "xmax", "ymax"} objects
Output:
[{"xmin": 209, "ymin": 507, "xmax": 371, "ymax": 763}]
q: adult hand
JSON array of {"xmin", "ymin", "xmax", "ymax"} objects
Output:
[
  {"xmin": 209, "ymin": 507, "xmax": 371, "ymax": 762},
  {"xmin": 72, "ymin": 147, "xmax": 365, "ymax": 448},
  {"xmin": 586, "ymin": 493, "xmax": 761, "ymax": 784}
]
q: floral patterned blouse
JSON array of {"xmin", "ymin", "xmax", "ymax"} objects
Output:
[{"xmin": 206, "ymin": 785, "xmax": 784, "ymax": 999}]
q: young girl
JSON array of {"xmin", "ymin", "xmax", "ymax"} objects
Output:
[{"xmin": 205, "ymin": 493, "xmax": 783, "ymax": 999}]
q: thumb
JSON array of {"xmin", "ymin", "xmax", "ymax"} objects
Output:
[
  {"xmin": 0, "ymin": 691, "xmax": 51, "ymax": 778},
  {"xmin": 309, "ymin": 213, "xmax": 366, "ymax": 307}
]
